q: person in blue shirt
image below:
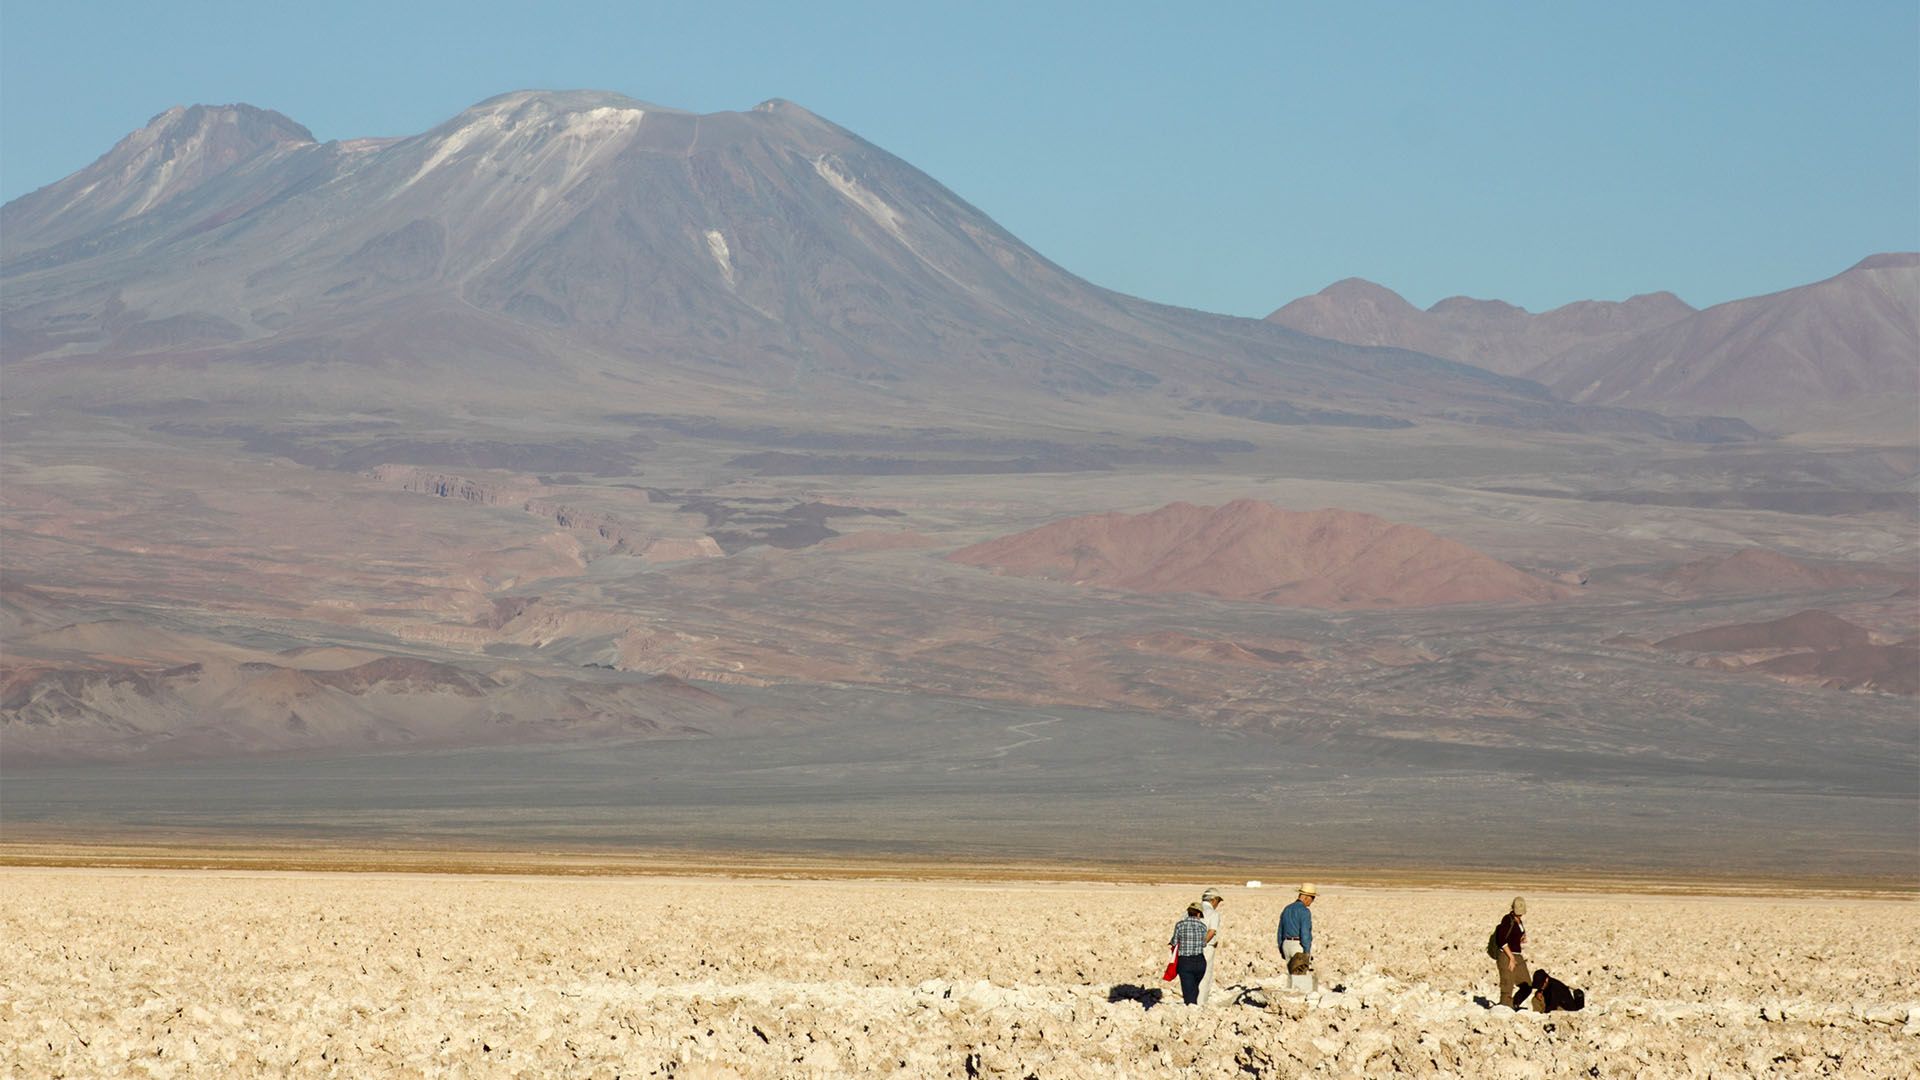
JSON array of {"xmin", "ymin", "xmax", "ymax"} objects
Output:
[{"xmin": 1277, "ymin": 883, "xmax": 1316, "ymax": 971}]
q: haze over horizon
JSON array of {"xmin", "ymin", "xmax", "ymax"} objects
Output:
[{"xmin": 3, "ymin": 0, "xmax": 1914, "ymax": 317}]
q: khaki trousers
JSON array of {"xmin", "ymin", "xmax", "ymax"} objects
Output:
[
  {"xmin": 1497, "ymin": 951, "xmax": 1529, "ymax": 1008},
  {"xmin": 1196, "ymin": 942, "xmax": 1219, "ymax": 1004}
]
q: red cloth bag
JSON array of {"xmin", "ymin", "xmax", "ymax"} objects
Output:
[{"xmin": 1161, "ymin": 943, "xmax": 1178, "ymax": 981}]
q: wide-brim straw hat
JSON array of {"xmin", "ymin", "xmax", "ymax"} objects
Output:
[
  {"xmin": 1201, "ymin": 888, "xmax": 1223, "ymax": 901},
  {"xmin": 1299, "ymin": 883, "xmax": 1317, "ymax": 896}
]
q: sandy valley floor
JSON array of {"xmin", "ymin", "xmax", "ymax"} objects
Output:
[{"xmin": 2, "ymin": 867, "xmax": 1914, "ymax": 1079}]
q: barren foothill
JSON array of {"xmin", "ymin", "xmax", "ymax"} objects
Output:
[
  {"xmin": 944, "ymin": 499, "xmax": 1575, "ymax": 608},
  {"xmin": 7, "ymin": 429, "xmax": 1915, "ymax": 779},
  {"xmin": 3, "ymin": 866, "xmax": 1914, "ymax": 1079}
]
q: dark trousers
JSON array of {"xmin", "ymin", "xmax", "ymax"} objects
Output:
[{"xmin": 1175, "ymin": 953, "xmax": 1207, "ymax": 1004}]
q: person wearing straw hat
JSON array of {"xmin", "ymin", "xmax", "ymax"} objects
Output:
[
  {"xmin": 1493, "ymin": 896, "xmax": 1529, "ymax": 1008},
  {"xmin": 1195, "ymin": 888, "xmax": 1226, "ymax": 1005},
  {"xmin": 1277, "ymin": 883, "xmax": 1316, "ymax": 971}
]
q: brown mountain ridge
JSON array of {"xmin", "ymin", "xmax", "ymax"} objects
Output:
[
  {"xmin": 1267, "ymin": 254, "xmax": 1919, "ymax": 431},
  {"xmin": 1266, "ymin": 277, "xmax": 1695, "ymax": 379}
]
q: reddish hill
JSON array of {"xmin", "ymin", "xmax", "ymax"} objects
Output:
[
  {"xmin": 1653, "ymin": 548, "xmax": 1914, "ymax": 595},
  {"xmin": 1655, "ymin": 610, "xmax": 1873, "ymax": 652},
  {"xmin": 1753, "ymin": 642, "xmax": 1919, "ymax": 696},
  {"xmin": 946, "ymin": 500, "xmax": 1571, "ymax": 609}
]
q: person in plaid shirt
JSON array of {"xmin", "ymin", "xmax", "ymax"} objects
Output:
[{"xmin": 1169, "ymin": 903, "xmax": 1214, "ymax": 1005}]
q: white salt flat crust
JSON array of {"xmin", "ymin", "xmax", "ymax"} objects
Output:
[{"xmin": 3, "ymin": 869, "xmax": 1914, "ymax": 1078}]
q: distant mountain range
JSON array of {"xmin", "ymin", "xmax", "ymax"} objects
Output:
[
  {"xmin": 3, "ymin": 91, "xmax": 1759, "ymax": 442},
  {"xmin": 1267, "ymin": 255, "xmax": 1919, "ymax": 430}
]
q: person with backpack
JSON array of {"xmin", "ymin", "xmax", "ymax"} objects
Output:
[
  {"xmin": 1490, "ymin": 896, "xmax": 1528, "ymax": 1008},
  {"xmin": 1277, "ymin": 883, "xmax": 1315, "ymax": 971}
]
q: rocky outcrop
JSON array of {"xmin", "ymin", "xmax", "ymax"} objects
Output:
[
  {"xmin": 371, "ymin": 465, "xmax": 540, "ymax": 506},
  {"xmin": 372, "ymin": 466, "xmax": 718, "ymax": 559}
]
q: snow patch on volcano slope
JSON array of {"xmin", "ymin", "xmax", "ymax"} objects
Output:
[{"xmin": 704, "ymin": 229, "xmax": 736, "ymax": 287}]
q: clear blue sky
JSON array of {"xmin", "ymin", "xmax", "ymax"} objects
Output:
[{"xmin": 2, "ymin": 0, "xmax": 1915, "ymax": 316}]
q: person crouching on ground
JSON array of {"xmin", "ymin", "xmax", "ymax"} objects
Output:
[
  {"xmin": 1514, "ymin": 967, "xmax": 1586, "ymax": 1012},
  {"xmin": 1278, "ymin": 883, "xmax": 1315, "ymax": 971},
  {"xmin": 1170, "ymin": 903, "xmax": 1213, "ymax": 1005},
  {"xmin": 1494, "ymin": 896, "xmax": 1528, "ymax": 1008}
]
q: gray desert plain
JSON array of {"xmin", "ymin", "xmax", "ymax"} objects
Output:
[{"xmin": 1, "ymin": 87, "xmax": 1916, "ymax": 1077}]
